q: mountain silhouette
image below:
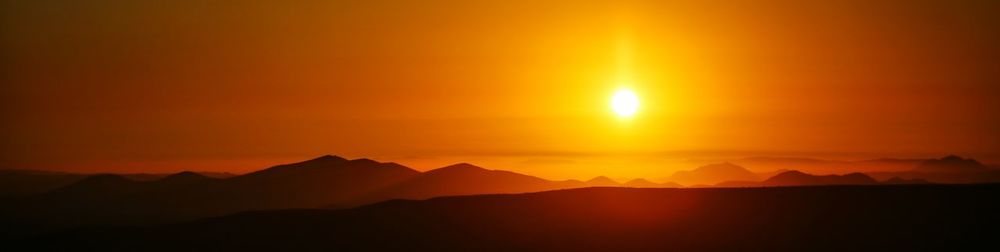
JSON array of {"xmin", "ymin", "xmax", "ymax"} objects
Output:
[
  {"xmin": 21, "ymin": 185, "xmax": 1000, "ymax": 251},
  {"xmin": 867, "ymin": 156, "xmax": 1000, "ymax": 184},
  {"xmin": 669, "ymin": 162, "xmax": 759, "ymax": 186},
  {"xmin": 761, "ymin": 171, "xmax": 878, "ymax": 186},
  {"xmin": 713, "ymin": 170, "xmax": 879, "ymax": 187},
  {"xmin": 585, "ymin": 176, "xmax": 621, "ymax": 187},
  {"xmin": 224, "ymin": 155, "xmax": 420, "ymax": 209},
  {"xmin": 348, "ymin": 163, "xmax": 585, "ymax": 206},
  {"xmin": 0, "ymin": 170, "xmax": 87, "ymax": 197},
  {"xmin": 915, "ymin": 155, "xmax": 986, "ymax": 173},
  {"xmin": 0, "ymin": 156, "xmax": 602, "ymax": 232},
  {"xmin": 731, "ymin": 156, "xmax": 925, "ymax": 174},
  {"xmin": 754, "ymin": 169, "xmax": 792, "ymax": 180},
  {"xmin": 153, "ymin": 171, "xmax": 217, "ymax": 186},
  {"xmin": 41, "ymin": 174, "xmax": 146, "ymax": 203},
  {"xmin": 0, "ymin": 169, "xmax": 236, "ymax": 199},
  {"xmin": 1, "ymin": 156, "xmax": 423, "ymax": 231}
]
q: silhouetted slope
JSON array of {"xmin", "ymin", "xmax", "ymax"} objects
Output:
[
  {"xmin": 190, "ymin": 171, "xmax": 238, "ymax": 179},
  {"xmin": 0, "ymin": 170, "xmax": 87, "ymax": 197},
  {"xmin": 351, "ymin": 163, "xmax": 576, "ymax": 206},
  {"xmin": 713, "ymin": 170, "xmax": 878, "ymax": 187},
  {"xmin": 222, "ymin": 156, "xmax": 420, "ymax": 209},
  {"xmin": 669, "ymin": 163, "xmax": 758, "ymax": 186},
  {"xmin": 754, "ymin": 169, "xmax": 791, "ymax": 180},
  {"xmin": 2, "ymin": 156, "xmax": 608, "ymax": 232},
  {"xmin": 867, "ymin": 156, "xmax": 1000, "ymax": 184},
  {"xmin": 585, "ymin": 176, "xmax": 621, "ymax": 187},
  {"xmin": 0, "ymin": 174, "xmax": 156, "ymax": 234},
  {"xmin": 915, "ymin": 155, "xmax": 986, "ymax": 173},
  {"xmin": 761, "ymin": 171, "xmax": 878, "ymax": 186},
  {"xmin": 23, "ymin": 185, "xmax": 1000, "ymax": 251},
  {"xmin": 153, "ymin": 171, "xmax": 215, "ymax": 186},
  {"xmin": 0, "ymin": 156, "xmax": 422, "ymax": 231},
  {"xmin": 732, "ymin": 157, "xmax": 925, "ymax": 174},
  {"xmin": 23, "ymin": 171, "xmax": 217, "ymax": 202},
  {"xmin": 46, "ymin": 174, "xmax": 146, "ymax": 200},
  {"xmin": 0, "ymin": 170, "xmax": 233, "ymax": 198}
]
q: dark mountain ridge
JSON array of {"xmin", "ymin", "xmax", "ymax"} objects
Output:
[
  {"xmin": 914, "ymin": 155, "xmax": 986, "ymax": 173},
  {"xmin": 668, "ymin": 162, "xmax": 759, "ymax": 186},
  {"xmin": 0, "ymin": 156, "xmax": 598, "ymax": 232},
  {"xmin": 867, "ymin": 155, "xmax": 1000, "ymax": 183},
  {"xmin": 345, "ymin": 163, "xmax": 583, "ymax": 207},
  {"xmin": 713, "ymin": 170, "xmax": 878, "ymax": 187},
  {"xmin": 585, "ymin": 176, "xmax": 621, "ymax": 187},
  {"xmin": 762, "ymin": 171, "xmax": 878, "ymax": 186}
]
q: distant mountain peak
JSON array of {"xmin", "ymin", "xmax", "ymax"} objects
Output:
[
  {"xmin": 247, "ymin": 155, "xmax": 418, "ymax": 178},
  {"xmin": 274, "ymin": 155, "xmax": 349, "ymax": 168},
  {"xmin": 431, "ymin": 163, "xmax": 487, "ymax": 173},
  {"xmin": 669, "ymin": 163, "xmax": 758, "ymax": 186},
  {"xmin": 841, "ymin": 172, "xmax": 873, "ymax": 180},
  {"xmin": 587, "ymin": 176, "xmax": 610, "ymax": 182},
  {"xmin": 762, "ymin": 170, "xmax": 811, "ymax": 183},
  {"xmin": 763, "ymin": 170, "xmax": 877, "ymax": 186},
  {"xmin": 624, "ymin": 178, "xmax": 661, "ymax": 188},
  {"xmin": 915, "ymin": 155, "xmax": 985, "ymax": 173},
  {"xmin": 774, "ymin": 170, "xmax": 808, "ymax": 177},
  {"xmin": 165, "ymin": 171, "xmax": 204, "ymax": 178},
  {"xmin": 309, "ymin": 155, "xmax": 348, "ymax": 163},
  {"xmin": 586, "ymin": 176, "xmax": 619, "ymax": 186},
  {"xmin": 448, "ymin": 163, "xmax": 481, "ymax": 168},
  {"xmin": 160, "ymin": 171, "xmax": 209, "ymax": 181}
]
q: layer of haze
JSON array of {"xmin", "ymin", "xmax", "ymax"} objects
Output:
[{"xmin": 2, "ymin": 0, "xmax": 998, "ymax": 180}]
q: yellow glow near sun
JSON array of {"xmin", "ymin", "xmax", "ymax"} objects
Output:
[{"xmin": 611, "ymin": 89, "xmax": 639, "ymax": 117}]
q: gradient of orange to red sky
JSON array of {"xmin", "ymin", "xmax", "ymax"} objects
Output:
[{"xmin": 1, "ymin": 0, "xmax": 998, "ymax": 180}]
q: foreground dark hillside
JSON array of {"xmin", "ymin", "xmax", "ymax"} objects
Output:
[{"xmin": 21, "ymin": 185, "xmax": 1000, "ymax": 251}]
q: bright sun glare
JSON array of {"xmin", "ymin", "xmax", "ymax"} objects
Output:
[{"xmin": 611, "ymin": 89, "xmax": 639, "ymax": 117}]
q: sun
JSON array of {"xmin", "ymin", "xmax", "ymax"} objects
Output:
[{"xmin": 611, "ymin": 88, "xmax": 639, "ymax": 117}]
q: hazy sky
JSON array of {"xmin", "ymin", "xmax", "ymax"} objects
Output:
[{"xmin": 2, "ymin": 0, "xmax": 998, "ymax": 179}]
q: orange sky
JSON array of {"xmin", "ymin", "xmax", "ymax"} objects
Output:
[{"xmin": 2, "ymin": 0, "xmax": 998, "ymax": 180}]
